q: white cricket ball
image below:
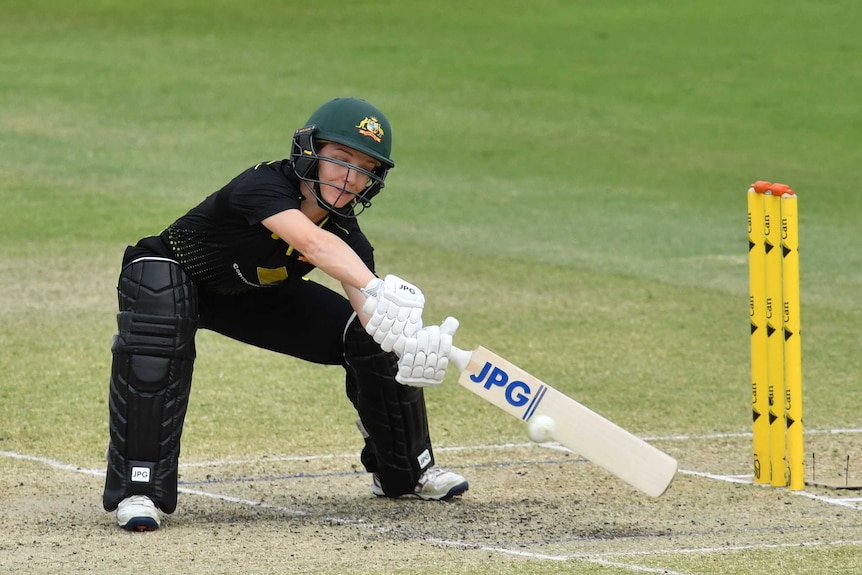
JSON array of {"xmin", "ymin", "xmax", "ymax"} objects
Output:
[{"xmin": 526, "ymin": 414, "xmax": 556, "ymax": 443}]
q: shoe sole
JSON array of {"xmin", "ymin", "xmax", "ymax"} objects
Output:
[
  {"xmin": 417, "ymin": 481, "xmax": 469, "ymax": 502},
  {"xmin": 373, "ymin": 481, "xmax": 469, "ymax": 502},
  {"xmin": 120, "ymin": 516, "xmax": 160, "ymax": 531}
]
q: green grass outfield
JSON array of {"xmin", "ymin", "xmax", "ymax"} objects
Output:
[{"xmin": 1, "ymin": 1, "xmax": 861, "ymax": 574}]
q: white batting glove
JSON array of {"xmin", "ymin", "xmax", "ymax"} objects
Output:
[
  {"xmin": 361, "ymin": 274, "xmax": 425, "ymax": 353},
  {"xmin": 395, "ymin": 317, "xmax": 459, "ymax": 387}
]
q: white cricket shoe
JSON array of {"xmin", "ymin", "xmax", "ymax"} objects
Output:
[
  {"xmin": 372, "ymin": 465, "xmax": 469, "ymax": 501},
  {"xmin": 117, "ymin": 495, "xmax": 161, "ymax": 531}
]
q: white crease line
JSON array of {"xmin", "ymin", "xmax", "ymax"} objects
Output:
[
  {"xmin": 644, "ymin": 428, "xmax": 862, "ymax": 442},
  {"xmin": 678, "ymin": 469, "xmax": 754, "ymax": 485},
  {"xmin": 679, "ymin": 469, "xmax": 862, "ymax": 510},
  {"xmin": 178, "ymin": 485, "xmax": 309, "ymax": 517},
  {"xmin": 416, "ymin": 537, "xmax": 570, "ymax": 561},
  {"xmin": 791, "ymin": 489, "xmax": 862, "ymax": 509},
  {"xmin": 581, "ymin": 538, "xmax": 862, "ymax": 558},
  {"xmin": 0, "ymin": 451, "xmax": 103, "ymax": 477},
  {"xmin": 420, "ymin": 537, "xmax": 693, "ymax": 574}
]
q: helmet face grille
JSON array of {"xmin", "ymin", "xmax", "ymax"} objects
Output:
[{"xmin": 290, "ymin": 121, "xmax": 389, "ymax": 218}]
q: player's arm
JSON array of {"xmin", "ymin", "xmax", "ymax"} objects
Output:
[{"xmin": 262, "ymin": 209, "xmax": 423, "ymax": 351}]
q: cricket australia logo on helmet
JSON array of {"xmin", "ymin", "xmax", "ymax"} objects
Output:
[{"xmin": 356, "ymin": 116, "xmax": 384, "ymax": 143}]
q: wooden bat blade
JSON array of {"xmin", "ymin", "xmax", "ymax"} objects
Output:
[{"xmin": 449, "ymin": 345, "xmax": 677, "ymax": 497}]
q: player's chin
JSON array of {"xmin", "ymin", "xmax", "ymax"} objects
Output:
[
  {"xmin": 333, "ymin": 198, "xmax": 358, "ymax": 211},
  {"xmin": 321, "ymin": 186, "xmax": 360, "ymax": 207}
]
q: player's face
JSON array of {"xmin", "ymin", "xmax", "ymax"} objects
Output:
[{"xmin": 316, "ymin": 143, "xmax": 380, "ymax": 208}]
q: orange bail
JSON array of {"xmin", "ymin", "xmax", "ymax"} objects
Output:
[
  {"xmin": 750, "ymin": 180, "xmax": 773, "ymax": 193},
  {"xmin": 769, "ymin": 183, "xmax": 794, "ymax": 197}
]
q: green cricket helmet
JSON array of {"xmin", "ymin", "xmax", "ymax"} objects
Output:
[{"xmin": 291, "ymin": 98, "xmax": 394, "ymax": 217}]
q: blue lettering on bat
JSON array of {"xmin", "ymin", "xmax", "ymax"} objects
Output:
[{"xmin": 469, "ymin": 361, "xmax": 546, "ymax": 418}]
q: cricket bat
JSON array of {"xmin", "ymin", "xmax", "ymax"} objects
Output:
[{"xmin": 449, "ymin": 345, "xmax": 678, "ymax": 497}]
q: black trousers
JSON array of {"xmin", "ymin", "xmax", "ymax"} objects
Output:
[{"xmin": 199, "ymin": 279, "xmax": 353, "ymax": 365}]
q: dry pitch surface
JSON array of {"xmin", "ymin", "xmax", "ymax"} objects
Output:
[{"xmin": 3, "ymin": 431, "xmax": 862, "ymax": 575}]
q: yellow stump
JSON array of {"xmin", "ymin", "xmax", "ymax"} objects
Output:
[
  {"xmin": 776, "ymin": 186, "xmax": 804, "ymax": 490},
  {"xmin": 762, "ymin": 187, "xmax": 787, "ymax": 486},
  {"xmin": 747, "ymin": 182, "xmax": 770, "ymax": 484}
]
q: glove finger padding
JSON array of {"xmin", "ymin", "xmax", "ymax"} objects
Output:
[
  {"xmin": 395, "ymin": 317, "xmax": 459, "ymax": 387},
  {"xmin": 362, "ymin": 275, "xmax": 425, "ymax": 353},
  {"xmin": 440, "ymin": 316, "xmax": 459, "ymax": 336},
  {"xmin": 438, "ymin": 316, "xmax": 458, "ymax": 359}
]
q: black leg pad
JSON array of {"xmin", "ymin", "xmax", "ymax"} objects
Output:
[{"xmin": 103, "ymin": 257, "xmax": 198, "ymax": 513}]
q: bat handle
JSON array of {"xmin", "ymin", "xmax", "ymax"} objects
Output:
[{"xmin": 448, "ymin": 346, "xmax": 472, "ymax": 374}]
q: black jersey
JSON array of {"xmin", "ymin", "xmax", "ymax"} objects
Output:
[{"xmin": 159, "ymin": 160, "xmax": 374, "ymax": 295}]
